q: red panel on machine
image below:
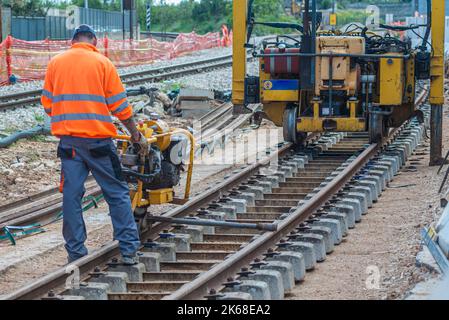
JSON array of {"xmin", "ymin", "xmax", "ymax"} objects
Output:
[{"xmin": 263, "ymin": 48, "xmax": 300, "ymax": 75}]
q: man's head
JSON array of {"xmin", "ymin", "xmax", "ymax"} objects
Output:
[{"xmin": 71, "ymin": 24, "xmax": 97, "ymax": 46}]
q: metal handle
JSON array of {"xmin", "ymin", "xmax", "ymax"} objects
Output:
[{"xmin": 147, "ymin": 215, "xmax": 278, "ymax": 232}]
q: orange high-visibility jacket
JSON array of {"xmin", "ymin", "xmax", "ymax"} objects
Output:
[{"xmin": 41, "ymin": 42, "xmax": 132, "ymax": 138}]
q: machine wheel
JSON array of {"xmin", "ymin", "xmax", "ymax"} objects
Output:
[
  {"xmin": 283, "ymin": 107, "xmax": 306, "ymax": 145},
  {"xmin": 368, "ymin": 111, "xmax": 386, "ymax": 143},
  {"xmin": 134, "ymin": 207, "xmax": 149, "ymax": 233}
]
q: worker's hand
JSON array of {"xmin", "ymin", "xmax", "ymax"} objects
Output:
[
  {"xmin": 132, "ymin": 132, "xmax": 148, "ymax": 155},
  {"xmin": 130, "ymin": 131, "xmax": 142, "ymax": 144}
]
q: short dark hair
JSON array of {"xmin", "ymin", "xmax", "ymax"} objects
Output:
[{"xmin": 73, "ymin": 31, "xmax": 95, "ymax": 41}]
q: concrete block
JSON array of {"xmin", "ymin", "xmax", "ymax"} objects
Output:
[
  {"xmin": 363, "ymin": 174, "xmax": 383, "ymax": 194},
  {"xmin": 369, "ymin": 168, "xmax": 388, "ymax": 189},
  {"xmin": 322, "ymin": 212, "xmax": 349, "ymax": 237},
  {"xmin": 142, "ymin": 241, "xmax": 176, "ymax": 262},
  {"xmin": 330, "ymin": 204, "xmax": 355, "ymax": 228},
  {"xmin": 203, "ymin": 209, "xmax": 227, "ymax": 221},
  {"xmin": 338, "ymin": 198, "xmax": 362, "ymax": 222},
  {"xmin": 229, "ymin": 192, "xmax": 255, "ymax": 206},
  {"xmin": 180, "ymin": 88, "xmax": 214, "ymax": 100},
  {"xmin": 214, "ymin": 292, "xmax": 253, "ymax": 300},
  {"xmin": 107, "ymin": 262, "xmax": 145, "ymax": 282},
  {"xmin": 266, "ymin": 251, "xmax": 306, "ymax": 282},
  {"xmin": 279, "ymin": 165, "xmax": 294, "ymax": 178},
  {"xmin": 312, "ymin": 218, "xmax": 342, "ymax": 245},
  {"xmin": 174, "ymin": 225, "xmax": 204, "ymax": 242},
  {"xmin": 376, "ymin": 160, "xmax": 395, "ymax": 178},
  {"xmin": 289, "ymin": 157, "xmax": 305, "ymax": 168},
  {"xmin": 241, "ymin": 269, "xmax": 284, "ymax": 300},
  {"xmin": 279, "ymin": 241, "xmax": 316, "ymax": 270},
  {"xmin": 159, "ymin": 232, "xmax": 191, "ymax": 251},
  {"xmin": 290, "ymin": 233, "xmax": 326, "ymax": 262},
  {"xmin": 346, "ymin": 191, "xmax": 368, "ymax": 214},
  {"xmin": 52, "ymin": 295, "xmax": 86, "ymax": 300},
  {"xmin": 379, "ymin": 156, "xmax": 400, "ymax": 174},
  {"xmin": 349, "ymin": 185, "xmax": 373, "ymax": 208},
  {"xmin": 89, "ymin": 271, "xmax": 128, "ymax": 293},
  {"xmin": 373, "ymin": 164, "xmax": 392, "ymax": 182},
  {"xmin": 241, "ymin": 185, "xmax": 266, "ymax": 199},
  {"xmin": 308, "ymin": 226, "xmax": 334, "ymax": 253},
  {"xmin": 138, "ymin": 252, "xmax": 161, "ymax": 272},
  {"xmin": 68, "ymin": 282, "xmax": 109, "ymax": 300},
  {"xmin": 253, "ymin": 181, "xmax": 273, "ymax": 193},
  {"xmin": 259, "ymin": 175, "xmax": 280, "ymax": 188},
  {"xmin": 272, "ymin": 171, "xmax": 286, "ymax": 183},
  {"xmin": 226, "ymin": 198, "xmax": 247, "ymax": 214},
  {"xmin": 226, "ymin": 280, "xmax": 271, "ymax": 300},
  {"xmin": 42, "ymin": 291, "xmax": 86, "ymax": 300},
  {"xmin": 208, "ymin": 203, "xmax": 237, "ymax": 218},
  {"xmin": 356, "ymin": 179, "xmax": 379, "ymax": 202},
  {"xmin": 259, "ymin": 261, "xmax": 295, "ymax": 293},
  {"xmin": 283, "ymin": 160, "xmax": 299, "ymax": 172}
]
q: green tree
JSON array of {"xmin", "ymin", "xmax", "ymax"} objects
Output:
[{"xmin": 1, "ymin": 0, "xmax": 53, "ymax": 16}]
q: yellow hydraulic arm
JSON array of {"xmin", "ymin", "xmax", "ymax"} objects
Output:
[
  {"xmin": 429, "ymin": 0, "xmax": 446, "ymax": 165},
  {"xmin": 232, "ymin": 0, "xmax": 247, "ymax": 112}
]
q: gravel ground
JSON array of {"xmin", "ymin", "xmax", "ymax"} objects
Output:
[{"xmin": 0, "ymin": 137, "xmax": 60, "ymax": 203}]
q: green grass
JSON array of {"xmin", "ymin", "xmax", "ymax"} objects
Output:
[
  {"xmin": 34, "ymin": 113, "xmax": 45, "ymax": 123},
  {"xmin": 28, "ymin": 134, "xmax": 48, "ymax": 142}
]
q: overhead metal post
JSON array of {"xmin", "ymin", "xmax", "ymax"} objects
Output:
[
  {"xmin": 232, "ymin": 0, "xmax": 247, "ymax": 112},
  {"xmin": 429, "ymin": 0, "xmax": 445, "ymax": 166},
  {"xmin": 0, "ymin": 7, "xmax": 3, "ymax": 43},
  {"xmin": 122, "ymin": 0, "xmax": 125, "ymax": 40},
  {"xmin": 130, "ymin": 0, "xmax": 134, "ymax": 40}
]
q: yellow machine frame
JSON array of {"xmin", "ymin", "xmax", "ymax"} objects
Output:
[
  {"xmin": 115, "ymin": 122, "xmax": 195, "ymax": 210},
  {"xmin": 232, "ymin": 0, "xmax": 445, "ymax": 163}
]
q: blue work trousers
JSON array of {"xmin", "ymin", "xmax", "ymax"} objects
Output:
[{"xmin": 58, "ymin": 136, "xmax": 140, "ymax": 262}]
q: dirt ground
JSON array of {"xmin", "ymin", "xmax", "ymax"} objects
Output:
[
  {"xmin": 287, "ymin": 106, "xmax": 449, "ymax": 300},
  {"xmin": 0, "ymin": 137, "xmax": 60, "ymax": 204}
]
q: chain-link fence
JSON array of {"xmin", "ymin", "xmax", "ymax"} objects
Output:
[{"xmin": 10, "ymin": 6, "xmax": 136, "ymax": 41}]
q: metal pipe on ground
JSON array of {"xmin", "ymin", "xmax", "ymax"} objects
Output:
[{"xmin": 146, "ymin": 215, "xmax": 278, "ymax": 232}]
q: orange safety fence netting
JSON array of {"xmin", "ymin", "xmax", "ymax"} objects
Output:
[{"xmin": 0, "ymin": 30, "xmax": 231, "ymax": 86}]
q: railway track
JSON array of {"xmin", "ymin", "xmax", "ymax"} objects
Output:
[
  {"xmin": 0, "ymin": 54, "xmax": 234, "ymax": 111},
  {"xmin": 1, "ymin": 87, "xmax": 429, "ymax": 300},
  {"xmin": 2, "ymin": 119, "xmax": 425, "ymax": 300}
]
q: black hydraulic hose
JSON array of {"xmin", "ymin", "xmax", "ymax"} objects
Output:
[
  {"xmin": 421, "ymin": 0, "xmax": 431, "ymax": 51},
  {"xmin": 253, "ymin": 21, "xmax": 304, "ymax": 33},
  {"xmin": 122, "ymin": 146, "xmax": 162, "ymax": 183},
  {"xmin": 246, "ymin": 0, "xmax": 255, "ymax": 43},
  {"xmin": 0, "ymin": 125, "xmax": 51, "ymax": 148},
  {"xmin": 379, "ymin": 23, "xmax": 424, "ymax": 31}
]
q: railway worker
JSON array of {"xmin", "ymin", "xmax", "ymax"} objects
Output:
[{"xmin": 40, "ymin": 25, "xmax": 146, "ymax": 265}]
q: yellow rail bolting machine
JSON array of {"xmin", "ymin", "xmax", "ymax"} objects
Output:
[{"xmin": 115, "ymin": 118, "xmax": 194, "ymax": 230}]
